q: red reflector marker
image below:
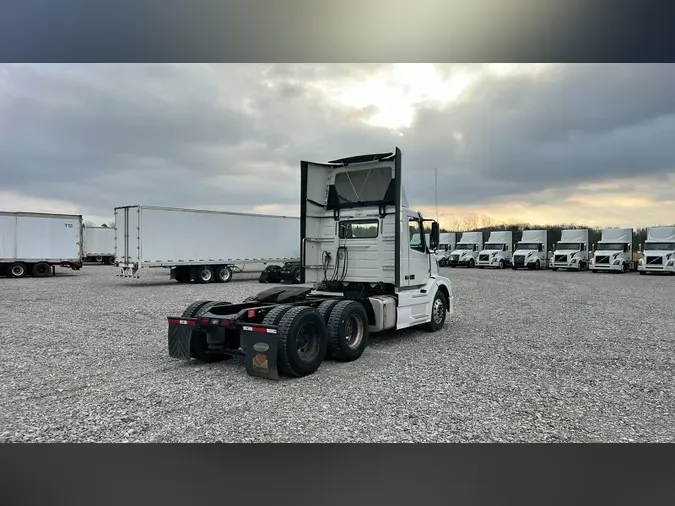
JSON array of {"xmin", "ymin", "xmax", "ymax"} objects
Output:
[{"xmin": 247, "ymin": 309, "xmax": 256, "ymax": 318}]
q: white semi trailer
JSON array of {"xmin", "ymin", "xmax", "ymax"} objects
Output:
[
  {"xmin": 115, "ymin": 205, "xmax": 301, "ymax": 283},
  {"xmin": 512, "ymin": 230, "xmax": 548, "ymax": 270},
  {"xmin": 638, "ymin": 226, "xmax": 675, "ymax": 275},
  {"xmin": 0, "ymin": 211, "xmax": 83, "ymax": 278},
  {"xmin": 165, "ymin": 148, "xmax": 454, "ymax": 380},
  {"xmin": 551, "ymin": 229, "xmax": 590, "ymax": 271},
  {"xmin": 477, "ymin": 231, "xmax": 513, "ymax": 269},
  {"xmin": 83, "ymin": 226, "xmax": 116, "ymax": 264},
  {"xmin": 447, "ymin": 231, "xmax": 483, "ymax": 268},
  {"xmin": 590, "ymin": 228, "xmax": 636, "ymax": 273}
]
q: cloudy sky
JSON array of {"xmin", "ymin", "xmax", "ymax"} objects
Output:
[{"xmin": 1, "ymin": 63, "xmax": 674, "ymax": 229}]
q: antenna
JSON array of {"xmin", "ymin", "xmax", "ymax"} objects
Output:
[{"xmin": 434, "ymin": 167, "xmax": 439, "ymax": 223}]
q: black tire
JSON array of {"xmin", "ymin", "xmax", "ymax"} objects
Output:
[
  {"xmin": 32, "ymin": 262, "xmax": 51, "ymax": 278},
  {"xmin": 196, "ymin": 266, "xmax": 214, "ymax": 283},
  {"xmin": 276, "ymin": 306, "xmax": 327, "ymax": 377},
  {"xmin": 215, "ymin": 265, "xmax": 232, "ymax": 283},
  {"xmin": 468, "ymin": 259, "xmax": 475, "ymax": 268},
  {"xmin": 478, "ymin": 266, "xmax": 484, "ymax": 269},
  {"xmin": 7, "ymin": 262, "xmax": 27, "ymax": 278},
  {"xmin": 181, "ymin": 300, "xmax": 213, "ymax": 318},
  {"xmin": 326, "ymin": 300, "xmax": 369, "ymax": 362},
  {"xmin": 317, "ymin": 300, "xmax": 341, "ymax": 359},
  {"xmin": 551, "ymin": 267, "xmax": 558, "ymax": 272},
  {"xmin": 290, "ymin": 264, "xmax": 302, "ymax": 284},
  {"xmin": 438, "ymin": 258, "xmax": 446, "ymax": 267},
  {"xmin": 498, "ymin": 259, "xmax": 505, "ymax": 269},
  {"xmin": 511, "ymin": 266, "xmax": 517, "ymax": 270},
  {"xmin": 423, "ymin": 290, "xmax": 447, "ymax": 332},
  {"xmin": 262, "ymin": 304, "xmax": 294, "ymax": 326},
  {"xmin": 591, "ymin": 269, "xmax": 597, "ymax": 273},
  {"xmin": 95, "ymin": 256, "xmax": 103, "ymax": 263},
  {"xmin": 639, "ymin": 271, "xmax": 646, "ymax": 275}
]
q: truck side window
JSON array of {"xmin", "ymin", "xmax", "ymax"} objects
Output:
[{"xmin": 409, "ymin": 219, "xmax": 426, "ymax": 253}]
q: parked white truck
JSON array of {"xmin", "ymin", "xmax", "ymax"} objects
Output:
[
  {"xmin": 83, "ymin": 226, "xmax": 116, "ymax": 264},
  {"xmin": 477, "ymin": 231, "xmax": 513, "ymax": 269},
  {"xmin": 115, "ymin": 205, "xmax": 301, "ymax": 283},
  {"xmin": 447, "ymin": 231, "xmax": 483, "ymax": 268},
  {"xmin": 551, "ymin": 229, "xmax": 590, "ymax": 271},
  {"xmin": 512, "ymin": 230, "xmax": 548, "ymax": 270},
  {"xmin": 590, "ymin": 228, "xmax": 636, "ymax": 273},
  {"xmin": 435, "ymin": 232, "xmax": 457, "ymax": 267},
  {"xmin": 638, "ymin": 226, "xmax": 675, "ymax": 275},
  {"xmin": 0, "ymin": 211, "xmax": 83, "ymax": 278},
  {"xmin": 165, "ymin": 148, "xmax": 454, "ymax": 380}
]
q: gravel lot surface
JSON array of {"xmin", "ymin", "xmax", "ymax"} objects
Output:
[{"xmin": 1, "ymin": 265, "xmax": 673, "ymax": 442}]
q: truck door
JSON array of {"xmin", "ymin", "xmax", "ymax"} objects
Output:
[{"xmin": 406, "ymin": 213, "xmax": 428, "ymax": 287}]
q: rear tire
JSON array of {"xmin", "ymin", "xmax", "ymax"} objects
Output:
[
  {"xmin": 326, "ymin": 300, "xmax": 369, "ymax": 362},
  {"xmin": 277, "ymin": 306, "xmax": 327, "ymax": 377},
  {"xmin": 32, "ymin": 262, "xmax": 51, "ymax": 277},
  {"xmin": 181, "ymin": 300, "xmax": 213, "ymax": 318},
  {"xmin": 424, "ymin": 290, "xmax": 447, "ymax": 332},
  {"xmin": 7, "ymin": 262, "xmax": 27, "ymax": 278},
  {"xmin": 215, "ymin": 265, "xmax": 232, "ymax": 283},
  {"xmin": 196, "ymin": 266, "xmax": 214, "ymax": 283}
]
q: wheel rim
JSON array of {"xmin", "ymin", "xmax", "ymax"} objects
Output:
[
  {"xmin": 499, "ymin": 260, "xmax": 504, "ymax": 268},
  {"xmin": 219, "ymin": 268, "xmax": 231, "ymax": 282},
  {"xmin": 294, "ymin": 269, "xmax": 301, "ymax": 283},
  {"xmin": 200, "ymin": 269, "xmax": 212, "ymax": 282},
  {"xmin": 432, "ymin": 298, "xmax": 445, "ymax": 324},
  {"xmin": 37, "ymin": 265, "xmax": 48, "ymax": 275},
  {"xmin": 296, "ymin": 322, "xmax": 320, "ymax": 361},
  {"xmin": 344, "ymin": 314, "xmax": 365, "ymax": 349},
  {"xmin": 96, "ymin": 257, "xmax": 103, "ymax": 262},
  {"xmin": 12, "ymin": 265, "xmax": 24, "ymax": 276}
]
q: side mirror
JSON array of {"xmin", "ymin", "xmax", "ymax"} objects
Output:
[{"xmin": 429, "ymin": 222, "xmax": 440, "ymax": 250}]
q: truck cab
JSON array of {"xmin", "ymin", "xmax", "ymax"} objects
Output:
[
  {"xmin": 512, "ymin": 230, "xmax": 548, "ymax": 270},
  {"xmin": 551, "ymin": 229, "xmax": 589, "ymax": 271},
  {"xmin": 447, "ymin": 232, "xmax": 483, "ymax": 268},
  {"xmin": 477, "ymin": 231, "xmax": 513, "ymax": 269},
  {"xmin": 590, "ymin": 228, "xmax": 635, "ymax": 273},
  {"xmin": 638, "ymin": 226, "xmax": 675, "ymax": 275},
  {"xmin": 433, "ymin": 233, "xmax": 457, "ymax": 267}
]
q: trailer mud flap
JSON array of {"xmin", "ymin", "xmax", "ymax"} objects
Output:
[
  {"xmin": 167, "ymin": 318, "xmax": 196, "ymax": 360},
  {"xmin": 241, "ymin": 324, "xmax": 280, "ymax": 380}
]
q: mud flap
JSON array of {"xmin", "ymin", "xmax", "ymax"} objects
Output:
[
  {"xmin": 167, "ymin": 318, "xmax": 196, "ymax": 360},
  {"xmin": 241, "ymin": 324, "xmax": 280, "ymax": 380}
]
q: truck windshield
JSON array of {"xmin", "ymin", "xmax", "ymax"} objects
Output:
[
  {"xmin": 516, "ymin": 243, "xmax": 540, "ymax": 250},
  {"xmin": 455, "ymin": 244, "xmax": 475, "ymax": 251},
  {"xmin": 644, "ymin": 242, "xmax": 675, "ymax": 251},
  {"xmin": 597, "ymin": 243, "xmax": 625, "ymax": 251},
  {"xmin": 483, "ymin": 243, "xmax": 504, "ymax": 250},
  {"xmin": 556, "ymin": 242, "xmax": 581, "ymax": 250}
]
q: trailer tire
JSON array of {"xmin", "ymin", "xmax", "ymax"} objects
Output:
[
  {"xmin": 32, "ymin": 262, "xmax": 51, "ymax": 278},
  {"xmin": 326, "ymin": 300, "xmax": 369, "ymax": 362},
  {"xmin": 7, "ymin": 262, "xmax": 27, "ymax": 278},
  {"xmin": 196, "ymin": 266, "xmax": 214, "ymax": 283},
  {"xmin": 424, "ymin": 290, "xmax": 447, "ymax": 332},
  {"xmin": 95, "ymin": 256, "xmax": 103, "ymax": 263},
  {"xmin": 215, "ymin": 265, "xmax": 232, "ymax": 283}
]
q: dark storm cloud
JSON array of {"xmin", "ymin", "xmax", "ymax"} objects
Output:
[{"xmin": 1, "ymin": 63, "xmax": 675, "ymax": 220}]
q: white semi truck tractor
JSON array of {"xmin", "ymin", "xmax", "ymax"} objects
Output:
[
  {"xmin": 476, "ymin": 231, "xmax": 513, "ymax": 269},
  {"xmin": 638, "ymin": 226, "xmax": 675, "ymax": 275},
  {"xmin": 447, "ymin": 231, "xmax": 483, "ymax": 268},
  {"xmin": 165, "ymin": 148, "xmax": 454, "ymax": 380},
  {"xmin": 590, "ymin": 228, "xmax": 636, "ymax": 273},
  {"xmin": 512, "ymin": 230, "xmax": 548, "ymax": 270},
  {"xmin": 550, "ymin": 229, "xmax": 590, "ymax": 271},
  {"xmin": 435, "ymin": 232, "xmax": 457, "ymax": 267}
]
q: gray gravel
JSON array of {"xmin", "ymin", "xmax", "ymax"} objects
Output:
[{"xmin": 0, "ymin": 265, "xmax": 673, "ymax": 442}]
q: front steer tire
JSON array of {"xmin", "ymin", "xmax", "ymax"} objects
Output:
[
  {"xmin": 423, "ymin": 290, "xmax": 447, "ymax": 332},
  {"xmin": 276, "ymin": 306, "xmax": 327, "ymax": 377}
]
